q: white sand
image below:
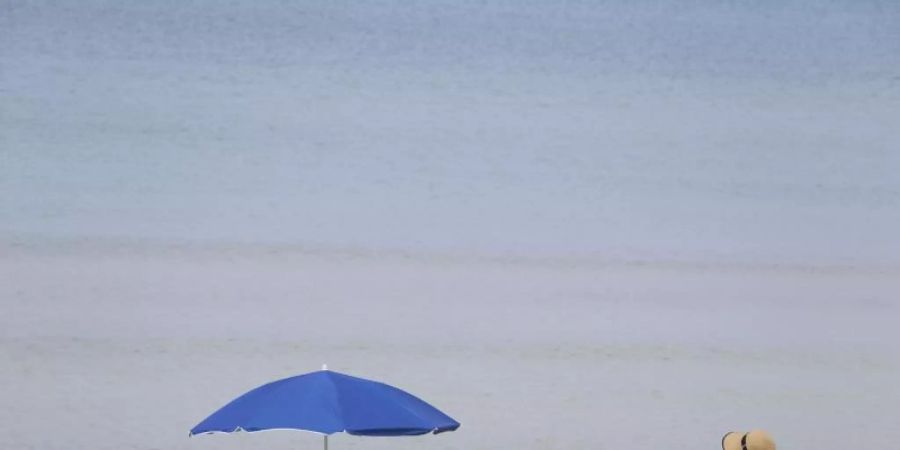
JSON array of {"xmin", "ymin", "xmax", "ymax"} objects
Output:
[{"xmin": 2, "ymin": 239, "xmax": 898, "ymax": 450}]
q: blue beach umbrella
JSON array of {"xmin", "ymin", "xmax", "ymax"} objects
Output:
[{"xmin": 190, "ymin": 366, "xmax": 460, "ymax": 449}]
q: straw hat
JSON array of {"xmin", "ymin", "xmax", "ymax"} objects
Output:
[{"xmin": 722, "ymin": 430, "xmax": 775, "ymax": 450}]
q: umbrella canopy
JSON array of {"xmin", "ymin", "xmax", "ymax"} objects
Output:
[{"xmin": 190, "ymin": 368, "xmax": 460, "ymax": 438}]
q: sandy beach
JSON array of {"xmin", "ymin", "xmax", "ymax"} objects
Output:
[{"xmin": 2, "ymin": 238, "xmax": 898, "ymax": 450}]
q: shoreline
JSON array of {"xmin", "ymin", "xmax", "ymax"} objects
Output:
[{"xmin": 4, "ymin": 233, "xmax": 898, "ymax": 277}]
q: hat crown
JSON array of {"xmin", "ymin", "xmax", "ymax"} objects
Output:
[{"xmin": 722, "ymin": 430, "xmax": 775, "ymax": 450}]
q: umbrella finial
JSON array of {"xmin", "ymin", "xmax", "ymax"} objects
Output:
[{"xmin": 322, "ymin": 363, "xmax": 328, "ymax": 371}]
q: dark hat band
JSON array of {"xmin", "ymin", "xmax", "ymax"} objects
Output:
[{"xmin": 722, "ymin": 432, "xmax": 735, "ymax": 450}]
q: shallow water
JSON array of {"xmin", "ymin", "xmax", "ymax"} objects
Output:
[{"xmin": 3, "ymin": 0, "xmax": 900, "ymax": 265}]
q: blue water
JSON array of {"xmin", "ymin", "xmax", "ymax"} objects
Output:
[{"xmin": 2, "ymin": 0, "xmax": 899, "ymax": 264}]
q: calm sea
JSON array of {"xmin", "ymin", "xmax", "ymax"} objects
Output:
[{"xmin": 2, "ymin": 0, "xmax": 899, "ymax": 265}]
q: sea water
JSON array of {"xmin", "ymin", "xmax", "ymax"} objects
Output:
[{"xmin": 2, "ymin": 0, "xmax": 899, "ymax": 266}]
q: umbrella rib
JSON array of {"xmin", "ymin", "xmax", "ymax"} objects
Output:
[{"xmin": 323, "ymin": 371, "xmax": 346, "ymax": 434}]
